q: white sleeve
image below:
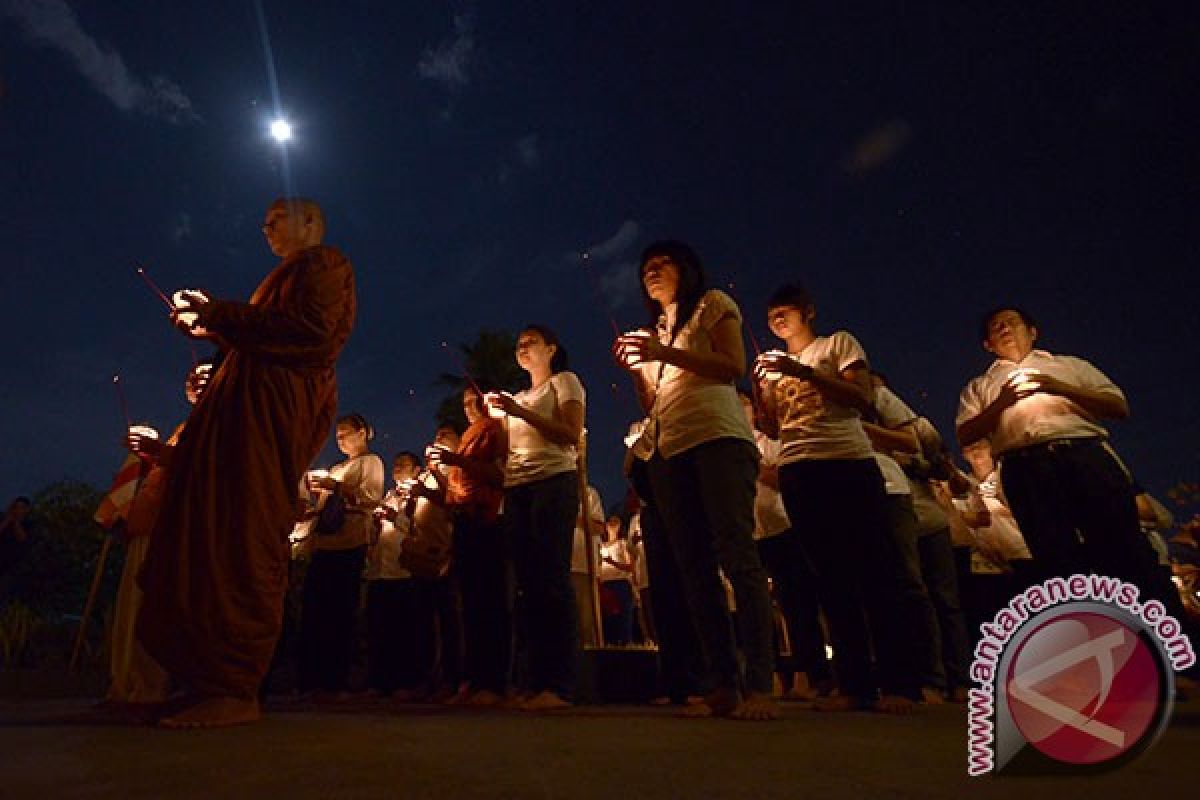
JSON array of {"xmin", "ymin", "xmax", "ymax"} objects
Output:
[
  {"xmin": 1063, "ymin": 356, "xmax": 1126, "ymax": 401},
  {"xmin": 553, "ymin": 371, "xmax": 587, "ymax": 408},
  {"xmin": 828, "ymin": 331, "xmax": 869, "ymax": 372},
  {"xmin": 873, "ymin": 386, "xmax": 917, "ymax": 427},
  {"xmin": 956, "ymin": 377, "xmax": 987, "ymax": 427}
]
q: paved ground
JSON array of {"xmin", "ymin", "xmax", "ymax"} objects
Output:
[{"xmin": 0, "ymin": 696, "xmax": 1194, "ymax": 799}]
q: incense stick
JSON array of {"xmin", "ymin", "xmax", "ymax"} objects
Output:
[
  {"xmin": 112, "ymin": 375, "xmax": 131, "ymax": 430},
  {"xmin": 135, "ymin": 265, "xmax": 175, "ymax": 311}
]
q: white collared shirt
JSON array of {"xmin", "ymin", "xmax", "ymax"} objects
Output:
[{"xmin": 956, "ymin": 349, "xmax": 1124, "ymax": 456}]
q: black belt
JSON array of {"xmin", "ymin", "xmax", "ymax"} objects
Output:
[{"xmin": 1000, "ymin": 437, "xmax": 1101, "ymax": 460}]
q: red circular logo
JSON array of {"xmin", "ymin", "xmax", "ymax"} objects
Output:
[{"xmin": 1005, "ymin": 611, "xmax": 1162, "ymax": 765}]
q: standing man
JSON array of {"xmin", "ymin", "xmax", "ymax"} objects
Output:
[
  {"xmin": 138, "ymin": 197, "xmax": 356, "ymax": 728},
  {"xmin": 956, "ymin": 307, "xmax": 1159, "ymax": 589}
]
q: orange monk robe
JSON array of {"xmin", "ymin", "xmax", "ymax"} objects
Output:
[{"xmin": 137, "ymin": 245, "xmax": 355, "ymax": 700}]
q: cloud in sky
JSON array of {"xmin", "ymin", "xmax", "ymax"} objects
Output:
[
  {"xmin": 575, "ymin": 220, "xmax": 642, "ymax": 314},
  {"xmin": 1, "ymin": 0, "xmax": 198, "ymax": 123},
  {"xmin": 417, "ymin": 12, "xmax": 476, "ymax": 91}
]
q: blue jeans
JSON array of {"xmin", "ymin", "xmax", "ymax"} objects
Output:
[{"xmin": 505, "ymin": 471, "xmax": 579, "ymax": 699}]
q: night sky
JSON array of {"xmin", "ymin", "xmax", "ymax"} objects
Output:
[{"xmin": 1, "ymin": 2, "xmax": 1196, "ymax": 511}]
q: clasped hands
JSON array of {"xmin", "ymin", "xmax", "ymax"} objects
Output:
[{"xmin": 612, "ymin": 330, "xmax": 663, "ymax": 369}]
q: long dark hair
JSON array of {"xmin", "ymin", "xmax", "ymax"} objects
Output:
[
  {"xmin": 638, "ymin": 240, "xmax": 708, "ymax": 337},
  {"xmin": 337, "ymin": 412, "xmax": 374, "ymax": 441},
  {"xmin": 521, "ymin": 324, "xmax": 569, "ymax": 373}
]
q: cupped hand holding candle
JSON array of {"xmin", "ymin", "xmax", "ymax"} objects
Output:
[
  {"xmin": 126, "ymin": 425, "xmax": 163, "ymax": 460},
  {"xmin": 171, "ymin": 288, "xmax": 212, "ymax": 338},
  {"xmin": 753, "ymin": 350, "xmax": 812, "ymax": 382},
  {"xmin": 483, "ymin": 390, "xmax": 517, "ymax": 418},
  {"xmin": 306, "ymin": 468, "xmax": 334, "ymax": 492},
  {"xmin": 425, "ymin": 443, "xmax": 457, "ymax": 467},
  {"xmin": 613, "ymin": 329, "xmax": 660, "ymax": 369}
]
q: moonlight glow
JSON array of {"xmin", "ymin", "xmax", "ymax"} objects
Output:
[{"xmin": 270, "ymin": 118, "xmax": 293, "ymax": 143}]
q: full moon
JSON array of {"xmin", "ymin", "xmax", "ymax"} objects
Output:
[{"xmin": 270, "ymin": 118, "xmax": 292, "ymax": 143}]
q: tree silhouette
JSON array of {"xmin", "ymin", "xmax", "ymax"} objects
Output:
[{"xmin": 433, "ymin": 329, "xmax": 525, "ymax": 429}]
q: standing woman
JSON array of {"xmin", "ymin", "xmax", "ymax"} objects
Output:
[
  {"xmin": 298, "ymin": 412, "xmax": 385, "ymax": 699},
  {"xmin": 485, "ymin": 326, "xmax": 585, "ymax": 711},
  {"xmin": 614, "ymin": 241, "xmax": 777, "ymax": 720}
]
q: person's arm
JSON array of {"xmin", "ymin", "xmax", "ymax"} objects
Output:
[
  {"xmin": 1019, "ymin": 372, "xmax": 1130, "ymax": 420},
  {"xmin": 493, "ymin": 381, "xmax": 584, "ymax": 447},
  {"xmin": 956, "ymin": 381, "xmax": 1018, "ymax": 447},
  {"xmin": 187, "ymin": 248, "xmax": 353, "ymax": 361},
  {"xmin": 863, "ymin": 420, "xmax": 920, "ymax": 454},
  {"xmin": 759, "ymin": 463, "xmax": 780, "ymax": 491}
]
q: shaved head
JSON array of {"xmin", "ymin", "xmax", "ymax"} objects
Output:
[{"xmin": 269, "ymin": 197, "xmax": 325, "ymax": 240}]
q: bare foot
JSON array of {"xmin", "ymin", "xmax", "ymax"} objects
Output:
[
  {"xmin": 874, "ymin": 694, "xmax": 918, "ymax": 715},
  {"xmin": 682, "ymin": 687, "xmax": 740, "ymax": 718},
  {"xmin": 519, "ymin": 690, "xmax": 571, "ymax": 712},
  {"xmin": 731, "ymin": 691, "xmax": 781, "ymax": 721},
  {"xmin": 921, "ymin": 687, "xmax": 945, "ymax": 705},
  {"xmin": 159, "ymin": 696, "xmax": 260, "ymax": 729}
]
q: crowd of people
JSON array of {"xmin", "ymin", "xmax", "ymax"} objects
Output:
[{"xmin": 87, "ymin": 197, "xmax": 1197, "ymax": 727}]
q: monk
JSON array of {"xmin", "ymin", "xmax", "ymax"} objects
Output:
[
  {"xmin": 137, "ymin": 198, "xmax": 356, "ymax": 728},
  {"xmin": 104, "ymin": 360, "xmax": 213, "ymax": 719}
]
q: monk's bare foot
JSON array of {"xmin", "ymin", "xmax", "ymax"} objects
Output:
[
  {"xmin": 159, "ymin": 696, "xmax": 260, "ymax": 729},
  {"xmin": 519, "ymin": 690, "xmax": 571, "ymax": 712},
  {"xmin": 875, "ymin": 694, "xmax": 918, "ymax": 715},
  {"xmin": 731, "ymin": 691, "xmax": 781, "ymax": 721},
  {"xmin": 921, "ymin": 687, "xmax": 945, "ymax": 705}
]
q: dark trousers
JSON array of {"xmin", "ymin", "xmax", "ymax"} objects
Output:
[
  {"xmin": 647, "ymin": 438, "xmax": 775, "ymax": 694},
  {"xmin": 506, "ymin": 471, "xmax": 580, "ymax": 699},
  {"xmin": 430, "ymin": 575, "xmax": 463, "ymax": 690},
  {"xmin": 756, "ymin": 529, "xmax": 831, "ymax": 683},
  {"xmin": 916, "ymin": 528, "xmax": 971, "ymax": 691},
  {"xmin": 601, "ymin": 580, "xmax": 635, "ymax": 645},
  {"xmin": 366, "ymin": 579, "xmax": 416, "ymax": 693},
  {"xmin": 299, "ymin": 546, "xmax": 366, "ymax": 693},
  {"xmin": 1001, "ymin": 439, "xmax": 1165, "ymax": 590},
  {"xmin": 453, "ymin": 514, "xmax": 512, "ymax": 694},
  {"xmin": 780, "ymin": 459, "xmax": 922, "ymax": 702},
  {"xmin": 637, "ymin": 490, "xmax": 707, "ymax": 700},
  {"xmin": 881, "ymin": 496, "xmax": 942, "ymax": 691}
]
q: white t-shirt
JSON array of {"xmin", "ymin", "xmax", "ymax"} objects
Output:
[
  {"xmin": 631, "ymin": 289, "xmax": 755, "ymax": 461},
  {"xmin": 571, "ymin": 485, "xmax": 604, "ymax": 574},
  {"xmin": 957, "ymin": 349, "xmax": 1124, "ymax": 456},
  {"xmin": 366, "ymin": 487, "xmax": 412, "ymax": 581},
  {"xmin": 871, "ymin": 387, "xmax": 949, "ymax": 534},
  {"xmin": 505, "ymin": 371, "xmax": 586, "ymax": 487},
  {"xmin": 772, "ymin": 331, "xmax": 874, "ymax": 464},
  {"xmin": 752, "ymin": 431, "xmax": 791, "ymax": 539},
  {"xmin": 873, "ymin": 453, "xmax": 911, "ymax": 496},
  {"xmin": 954, "ymin": 471, "xmax": 1033, "ymax": 567}
]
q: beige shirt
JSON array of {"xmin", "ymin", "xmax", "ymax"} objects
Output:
[
  {"xmin": 599, "ymin": 539, "xmax": 633, "ymax": 583},
  {"xmin": 313, "ymin": 453, "xmax": 385, "ymax": 551},
  {"xmin": 631, "ymin": 289, "xmax": 755, "ymax": 461},
  {"xmin": 957, "ymin": 349, "xmax": 1124, "ymax": 455},
  {"xmin": 504, "ymin": 371, "xmax": 586, "ymax": 487},
  {"xmin": 773, "ymin": 331, "xmax": 874, "ymax": 464}
]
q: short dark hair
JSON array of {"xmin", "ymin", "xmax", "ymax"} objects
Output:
[
  {"xmin": 766, "ymin": 283, "xmax": 814, "ymax": 313},
  {"xmin": 521, "ymin": 324, "xmax": 569, "ymax": 373},
  {"xmin": 638, "ymin": 240, "xmax": 708, "ymax": 337},
  {"xmin": 979, "ymin": 306, "xmax": 1037, "ymax": 342},
  {"xmin": 393, "ymin": 451, "xmax": 420, "ymax": 467}
]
